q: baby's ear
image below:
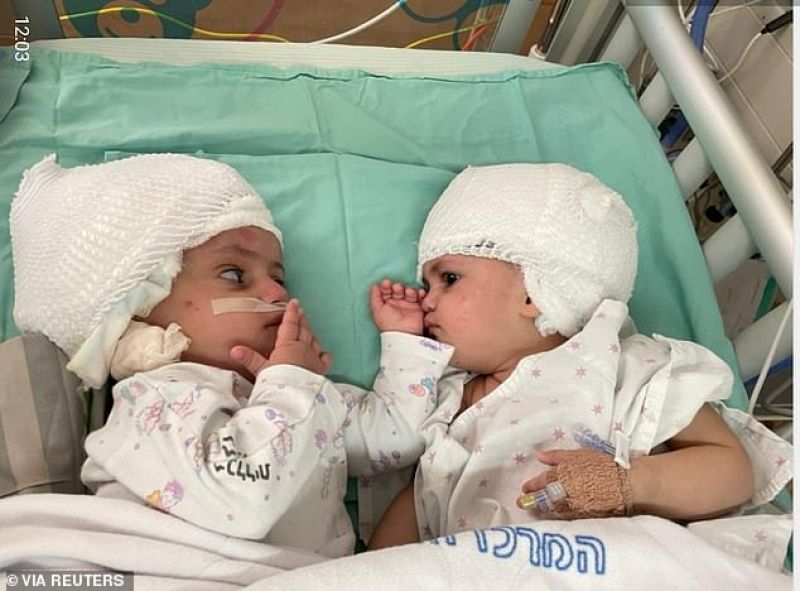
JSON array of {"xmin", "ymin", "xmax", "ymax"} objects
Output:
[{"xmin": 521, "ymin": 295, "xmax": 541, "ymax": 320}]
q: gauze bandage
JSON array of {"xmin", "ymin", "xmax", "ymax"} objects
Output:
[
  {"xmin": 110, "ymin": 321, "xmax": 191, "ymax": 380},
  {"xmin": 517, "ymin": 448, "xmax": 633, "ymax": 518},
  {"xmin": 211, "ymin": 298, "xmax": 287, "ymax": 315}
]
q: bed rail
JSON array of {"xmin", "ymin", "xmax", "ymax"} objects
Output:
[
  {"xmin": 622, "ymin": 1, "xmax": 793, "ymax": 300},
  {"xmin": 546, "ymin": 1, "xmax": 794, "ymax": 389},
  {"xmin": 540, "ymin": 0, "xmax": 793, "ymax": 399},
  {"xmin": 622, "ymin": 2, "xmax": 793, "ymax": 393}
]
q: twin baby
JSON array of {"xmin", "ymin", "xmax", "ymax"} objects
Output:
[{"xmin": 9, "ymin": 154, "xmax": 770, "ymax": 557}]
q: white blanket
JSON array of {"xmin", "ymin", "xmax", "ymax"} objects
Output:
[
  {"xmin": 249, "ymin": 516, "xmax": 792, "ymax": 591},
  {"xmin": 0, "ymin": 494, "xmax": 791, "ymax": 590},
  {"xmin": 0, "ymin": 494, "xmax": 322, "ymax": 590}
]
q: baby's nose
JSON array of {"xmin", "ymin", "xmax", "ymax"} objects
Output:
[
  {"xmin": 421, "ymin": 292, "xmax": 436, "ymax": 312},
  {"xmin": 256, "ymin": 277, "xmax": 288, "ymax": 303}
]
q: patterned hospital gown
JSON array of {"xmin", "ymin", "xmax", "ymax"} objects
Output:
[
  {"xmin": 81, "ymin": 333, "xmax": 450, "ymax": 558},
  {"xmin": 357, "ymin": 299, "xmax": 792, "ymax": 540}
]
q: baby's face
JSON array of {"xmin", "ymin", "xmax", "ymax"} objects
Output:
[
  {"xmin": 420, "ymin": 255, "xmax": 544, "ymax": 373},
  {"xmin": 145, "ymin": 226, "xmax": 287, "ymax": 380}
]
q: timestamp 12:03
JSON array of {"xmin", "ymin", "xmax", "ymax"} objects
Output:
[{"xmin": 15, "ymin": 16, "xmax": 30, "ymax": 62}]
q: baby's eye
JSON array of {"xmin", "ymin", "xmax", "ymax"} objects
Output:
[
  {"xmin": 442, "ymin": 272, "xmax": 459, "ymax": 286},
  {"xmin": 220, "ymin": 268, "xmax": 244, "ymax": 284},
  {"xmin": 272, "ymin": 276, "xmax": 286, "ymax": 287}
]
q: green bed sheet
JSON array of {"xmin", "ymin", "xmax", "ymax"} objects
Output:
[{"xmin": 0, "ymin": 46, "xmax": 746, "ymax": 408}]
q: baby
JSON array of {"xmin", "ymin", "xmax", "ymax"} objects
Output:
[
  {"xmin": 10, "ymin": 154, "xmax": 448, "ymax": 557},
  {"xmin": 363, "ymin": 163, "xmax": 781, "ymax": 548}
]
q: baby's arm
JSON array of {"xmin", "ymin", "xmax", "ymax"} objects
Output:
[
  {"xmin": 335, "ymin": 280, "xmax": 452, "ymax": 475},
  {"xmin": 367, "ymin": 480, "xmax": 420, "ymax": 549},
  {"xmin": 626, "ymin": 403, "xmax": 753, "ymax": 519},
  {"xmin": 519, "ymin": 404, "xmax": 754, "ymax": 520},
  {"xmin": 341, "ymin": 331, "xmax": 453, "ymax": 476},
  {"xmin": 83, "ymin": 365, "xmax": 346, "ymax": 539},
  {"xmin": 83, "ymin": 302, "xmax": 344, "ymax": 540}
]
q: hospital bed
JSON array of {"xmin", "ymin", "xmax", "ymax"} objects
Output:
[{"xmin": 0, "ymin": 1, "xmax": 793, "ymax": 588}]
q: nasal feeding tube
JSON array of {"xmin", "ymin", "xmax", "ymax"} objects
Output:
[{"xmin": 211, "ymin": 298, "xmax": 287, "ymax": 315}]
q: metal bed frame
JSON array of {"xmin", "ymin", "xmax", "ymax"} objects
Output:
[{"xmin": 530, "ymin": 1, "xmax": 793, "ymax": 409}]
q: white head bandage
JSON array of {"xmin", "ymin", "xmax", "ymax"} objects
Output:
[
  {"xmin": 417, "ymin": 163, "xmax": 638, "ymax": 337},
  {"xmin": 11, "ymin": 153, "xmax": 283, "ymax": 387}
]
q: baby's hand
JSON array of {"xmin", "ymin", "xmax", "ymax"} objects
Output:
[
  {"xmin": 516, "ymin": 449, "xmax": 633, "ymax": 520},
  {"xmin": 230, "ymin": 299, "xmax": 333, "ymax": 377},
  {"xmin": 369, "ymin": 279, "xmax": 426, "ymax": 335}
]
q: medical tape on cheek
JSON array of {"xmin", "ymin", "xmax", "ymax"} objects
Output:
[{"xmin": 211, "ymin": 298, "xmax": 287, "ymax": 315}]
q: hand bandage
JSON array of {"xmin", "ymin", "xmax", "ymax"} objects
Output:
[{"xmin": 517, "ymin": 449, "xmax": 633, "ymax": 519}]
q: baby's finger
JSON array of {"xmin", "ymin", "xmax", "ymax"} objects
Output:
[
  {"xmin": 230, "ymin": 345, "xmax": 269, "ymax": 377},
  {"xmin": 404, "ymin": 286, "xmax": 419, "ymax": 303},
  {"xmin": 275, "ymin": 299, "xmax": 301, "ymax": 344},
  {"xmin": 520, "ymin": 470, "xmax": 553, "ymax": 494},
  {"xmin": 320, "ymin": 351, "xmax": 334, "ymax": 373},
  {"xmin": 418, "ymin": 288, "xmax": 427, "ymax": 301},
  {"xmin": 369, "ymin": 284, "xmax": 384, "ymax": 315},
  {"xmin": 380, "ymin": 278, "xmax": 393, "ymax": 300},
  {"xmin": 297, "ymin": 308, "xmax": 314, "ymax": 345},
  {"xmin": 311, "ymin": 336, "xmax": 322, "ymax": 355},
  {"xmin": 391, "ymin": 282, "xmax": 406, "ymax": 299},
  {"xmin": 535, "ymin": 449, "xmax": 573, "ymax": 466}
]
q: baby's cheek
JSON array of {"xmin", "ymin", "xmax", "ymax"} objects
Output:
[
  {"xmin": 225, "ymin": 317, "xmax": 278, "ymax": 353},
  {"xmin": 259, "ymin": 334, "xmax": 279, "ymax": 357},
  {"xmin": 211, "ymin": 317, "xmax": 248, "ymax": 343}
]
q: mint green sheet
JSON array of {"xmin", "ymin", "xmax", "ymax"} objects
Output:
[{"xmin": 0, "ymin": 47, "xmax": 746, "ymax": 408}]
